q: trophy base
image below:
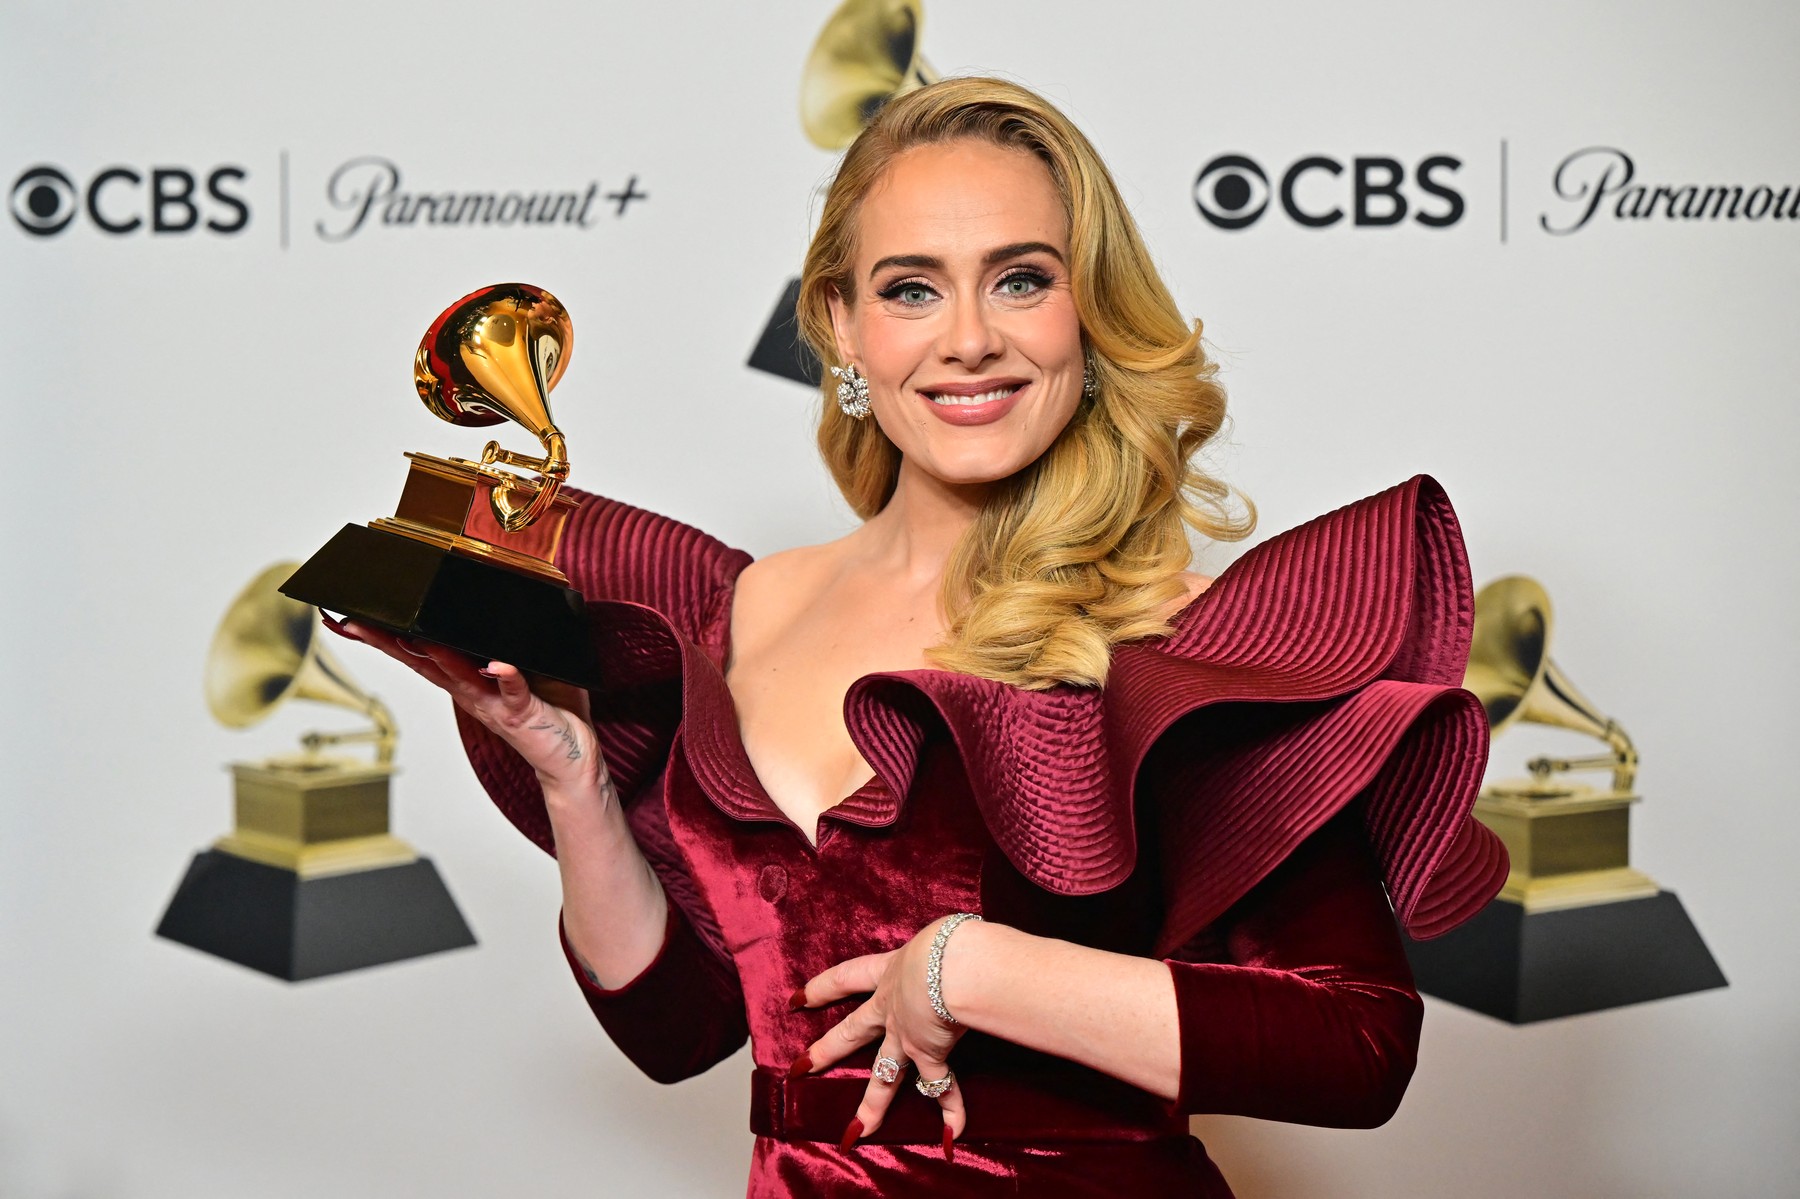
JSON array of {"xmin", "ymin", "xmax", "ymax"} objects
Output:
[
  {"xmin": 155, "ymin": 849, "xmax": 476, "ymax": 982},
  {"xmin": 1402, "ymin": 890, "xmax": 1727, "ymax": 1024},
  {"xmin": 747, "ymin": 276, "xmax": 820, "ymax": 386},
  {"xmin": 280, "ymin": 522, "xmax": 601, "ymax": 687}
]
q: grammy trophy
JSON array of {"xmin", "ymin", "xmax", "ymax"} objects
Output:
[{"xmin": 280, "ymin": 282, "xmax": 601, "ymax": 686}]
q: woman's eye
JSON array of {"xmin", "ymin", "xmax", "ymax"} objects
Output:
[
  {"xmin": 877, "ymin": 280, "xmax": 937, "ymax": 306},
  {"xmin": 998, "ymin": 271, "xmax": 1049, "ymax": 297}
]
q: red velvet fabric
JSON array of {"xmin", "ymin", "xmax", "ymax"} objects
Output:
[{"xmin": 456, "ymin": 475, "xmax": 1505, "ymax": 1196}]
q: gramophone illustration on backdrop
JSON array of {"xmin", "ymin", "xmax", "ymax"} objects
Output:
[
  {"xmin": 1404, "ymin": 575, "xmax": 1726, "ymax": 1022},
  {"xmin": 156, "ymin": 563, "xmax": 475, "ymax": 981},
  {"xmin": 280, "ymin": 282, "xmax": 600, "ymax": 686},
  {"xmin": 748, "ymin": 0, "xmax": 939, "ymax": 384}
]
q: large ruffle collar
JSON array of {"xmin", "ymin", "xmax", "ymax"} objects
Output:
[{"xmin": 459, "ymin": 474, "xmax": 1506, "ymax": 952}]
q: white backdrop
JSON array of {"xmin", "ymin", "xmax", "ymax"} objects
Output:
[{"xmin": 3, "ymin": 2, "xmax": 1796, "ymax": 1195}]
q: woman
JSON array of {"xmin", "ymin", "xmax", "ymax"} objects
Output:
[{"xmin": 332, "ymin": 77, "xmax": 1505, "ymax": 1196}]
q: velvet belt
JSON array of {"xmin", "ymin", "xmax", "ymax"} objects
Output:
[{"xmin": 749, "ymin": 1066, "xmax": 1190, "ymax": 1144}]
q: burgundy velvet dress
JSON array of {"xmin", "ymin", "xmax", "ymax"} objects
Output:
[{"xmin": 455, "ymin": 473, "xmax": 1507, "ymax": 1197}]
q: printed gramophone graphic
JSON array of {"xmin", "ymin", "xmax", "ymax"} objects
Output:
[
  {"xmin": 280, "ymin": 283, "xmax": 599, "ymax": 686},
  {"xmin": 1405, "ymin": 576, "xmax": 1727, "ymax": 1023},
  {"xmin": 748, "ymin": 0, "xmax": 939, "ymax": 385},
  {"xmin": 155, "ymin": 563, "xmax": 475, "ymax": 981}
]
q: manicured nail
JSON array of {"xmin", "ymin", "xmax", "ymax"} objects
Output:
[
  {"xmin": 477, "ymin": 667, "xmax": 499, "ymax": 678},
  {"xmin": 787, "ymin": 988, "xmax": 807, "ymax": 1010},
  {"xmin": 942, "ymin": 1125, "xmax": 955, "ymax": 1163},
  {"xmin": 786, "ymin": 1051, "xmax": 812, "ymax": 1078},
  {"xmin": 838, "ymin": 1117, "xmax": 863, "ymax": 1152}
]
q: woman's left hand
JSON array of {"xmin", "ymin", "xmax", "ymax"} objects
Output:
[{"xmin": 792, "ymin": 917, "xmax": 971, "ymax": 1151}]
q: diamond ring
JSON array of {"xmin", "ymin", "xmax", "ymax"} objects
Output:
[
  {"xmin": 914, "ymin": 1068, "xmax": 955, "ymax": 1099},
  {"xmin": 873, "ymin": 1055, "xmax": 905, "ymax": 1085}
]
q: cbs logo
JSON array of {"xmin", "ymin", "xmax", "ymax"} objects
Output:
[
  {"xmin": 1194, "ymin": 153, "xmax": 1464, "ymax": 230},
  {"xmin": 11, "ymin": 164, "xmax": 249, "ymax": 237}
]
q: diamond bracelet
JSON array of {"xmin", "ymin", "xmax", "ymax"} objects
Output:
[{"xmin": 925, "ymin": 912, "xmax": 983, "ymax": 1024}]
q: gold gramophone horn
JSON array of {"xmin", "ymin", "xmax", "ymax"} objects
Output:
[
  {"xmin": 206, "ymin": 562, "xmax": 397, "ymax": 765},
  {"xmin": 1462, "ymin": 574, "xmax": 1637, "ymax": 794},
  {"xmin": 414, "ymin": 284, "xmax": 573, "ymax": 534},
  {"xmin": 802, "ymin": 0, "xmax": 939, "ymax": 149}
]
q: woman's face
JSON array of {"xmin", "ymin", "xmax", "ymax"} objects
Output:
[{"xmin": 827, "ymin": 138, "xmax": 1085, "ymax": 489}]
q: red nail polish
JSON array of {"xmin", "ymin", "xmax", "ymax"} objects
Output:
[
  {"xmin": 787, "ymin": 988, "xmax": 807, "ymax": 1010},
  {"xmin": 786, "ymin": 1052, "xmax": 812, "ymax": 1078},
  {"xmin": 838, "ymin": 1117, "xmax": 863, "ymax": 1152},
  {"xmin": 942, "ymin": 1125, "xmax": 955, "ymax": 1162}
]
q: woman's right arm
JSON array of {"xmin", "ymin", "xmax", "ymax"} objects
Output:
[{"xmin": 330, "ymin": 618, "xmax": 748, "ymax": 1081}]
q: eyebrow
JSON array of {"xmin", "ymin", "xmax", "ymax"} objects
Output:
[{"xmin": 867, "ymin": 241, "xmax": 1065, "ymax": 280}]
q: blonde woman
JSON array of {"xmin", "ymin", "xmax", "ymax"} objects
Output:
[{"xmin": 334, "ymin": 77, "xmax": 1504, "ymax": 1197}]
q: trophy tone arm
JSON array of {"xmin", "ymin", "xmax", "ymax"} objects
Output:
[{"xmin": 482, "ymin": 428, "xmax": 570, "ymax": 533}]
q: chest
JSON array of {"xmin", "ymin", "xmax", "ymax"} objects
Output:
[{"xmin": 724, "ymin": 587, "xmax": 941, "ymax": 842}]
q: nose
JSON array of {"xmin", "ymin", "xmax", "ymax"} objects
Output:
[{"xmin": 937, "ymin": 289, "xmax": 1005, "ymax": 369}]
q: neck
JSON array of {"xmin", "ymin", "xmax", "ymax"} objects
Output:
[{"xmin": 850, "ymin": 455, "xmax": 989, "ymax": 589}]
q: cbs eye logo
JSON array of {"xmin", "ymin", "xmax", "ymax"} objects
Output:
[
  {"xmin": 12, "ymin": 166, "xmax": 78, "ymax": 235},
  {"xmin": 1194, "ymin": 152, "xmax": 1465, "ymax": 230},
  {"xmin": 11, "ymin": 162, "xmax": 249, "ymax": 237}
]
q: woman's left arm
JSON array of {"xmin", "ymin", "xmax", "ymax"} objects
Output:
[{"xmin": 797, "ymin": 813, "xmax": 1422, "ymax": 1141}]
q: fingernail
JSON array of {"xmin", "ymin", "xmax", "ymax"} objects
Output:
[
  {"xmin": 838, "ymin": 1117, "xmax": 863, "ymax": 1152},
  {"xmin": 477, "ymin": 667, "xmax": 499, "ymax": 678},
  {"xmin": 786, "ymin": 1052, "xmax": 812, "ymax": 1078},
  {"xmin": 942, "ymin": 1125, "xmax": 955, "ymax": 1163},
  {"xmin": 787, "ymin": 988, "xmax": 807, "ymax": 1011}
]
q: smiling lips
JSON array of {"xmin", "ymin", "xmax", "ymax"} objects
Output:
[{"xmin": 919, "ymin": 379, "xmax": 1029, "ymax": 426}]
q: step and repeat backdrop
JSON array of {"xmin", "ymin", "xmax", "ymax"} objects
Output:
[{"xmin": 2, "ymin": 1, "xmax": 1794, "ymax": 1195}]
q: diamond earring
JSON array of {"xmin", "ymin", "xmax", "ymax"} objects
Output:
[
  {"xmin": 1082, "ymin": 359, "xmax": 1099, "ymax": 400},
  {"xmin": 829, "ymin": 362, "xmax": 872, "ymax": 419}
]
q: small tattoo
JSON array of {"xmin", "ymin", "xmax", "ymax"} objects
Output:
[{"xmin": 528, "ymin": 719, "xmax": 583, "ymax": 761}]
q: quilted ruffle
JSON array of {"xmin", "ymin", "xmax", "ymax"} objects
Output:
[
  {"xmin": 841, "ymin": 474, "xmax": 1505, "ymax": 948},
  {"xmin": 454, "ymin": 475, "xmax": 1507, "ymax": 953}
]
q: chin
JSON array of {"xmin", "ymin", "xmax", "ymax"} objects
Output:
[{"xmin": 916, "ymin": 445, "xmax": 1044, "ymax": 487}]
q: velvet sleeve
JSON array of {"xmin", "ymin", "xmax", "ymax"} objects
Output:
[
  {"xmin": 558, "ymin": 901, "xmax": 749, "ymax": 1085},
  {"xmin": 447, "ymin": 489, "xmax": 755, "ymax": 1081},
  {"xmin": 1162, "ymin": 812, "xmax": 1424, "ymax": 1127}
]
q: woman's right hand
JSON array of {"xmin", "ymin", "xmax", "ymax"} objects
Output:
[{"xmin": 324, "ymin": 616, "xmax": 609, "ymax": 801}]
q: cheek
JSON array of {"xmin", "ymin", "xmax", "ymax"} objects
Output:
[
  {"xmin": 863, "ymin": 338, "xmax": 933, "ymax": 399},
  {"xmin": 1021, "ymin": 306, "xmax": 1084, "ymax": 366}
]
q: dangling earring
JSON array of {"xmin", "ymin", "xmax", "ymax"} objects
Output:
[
  {"xmin": 1082, "ymin": 358, "xmax": 1099, "ymax": 400},
  {"xmin": 829, "ymin": 363, "xmax": 872, "ymax": 419}
]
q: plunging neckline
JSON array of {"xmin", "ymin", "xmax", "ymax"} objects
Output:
[
  {"xmin": 708, "ymin": 564, "xmax": 1215, "ymax": 850},
  {"xmin": 715, "ymin": 570, "xmax": 887, "ymax": 850}
]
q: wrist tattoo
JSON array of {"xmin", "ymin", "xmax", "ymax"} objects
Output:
[{"xmin": 528, "ymin": 718, "xmax": 584, "ymax": 761}]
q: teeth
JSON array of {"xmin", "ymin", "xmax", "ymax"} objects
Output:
[{"xmin": 927, "ymin": 385, "xmax": 1019, "ymax": 405}]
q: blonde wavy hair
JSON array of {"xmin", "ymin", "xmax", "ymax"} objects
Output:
[{"xmin": 797, "ymin": 76, "xmax": 1255, "ymax": 689}]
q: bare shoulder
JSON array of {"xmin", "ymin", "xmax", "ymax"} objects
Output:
[
  {"xmin": 730, "ymin": 540, "xmax": 845, "ymax": 644},
  {"xmin": 735, "ymin": 541, "xmax": 838, "ymax": 597}
]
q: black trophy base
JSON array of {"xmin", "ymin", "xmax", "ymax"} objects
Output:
[
  {"xmin": 1403, "ymin": 890, "xmax": 1727, "ymax": 1024},
  {"xmin": 746, "ymin": 276, "xmax": 820, "ymax": 386},
  {"xmin": 281, "ymin": 522, "xmax": 601, "ymax": 687},
  {"xmin": 156, "ymin": 850, "xmax": 477, "ymax": 982}
]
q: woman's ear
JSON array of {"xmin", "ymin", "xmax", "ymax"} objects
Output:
[{"xmin": 825, "ymin": 284, "xmax": 858, "ymax": 366}]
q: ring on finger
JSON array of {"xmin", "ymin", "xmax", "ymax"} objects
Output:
[
  {"xmin": 873, "ymin": 1055, "xmax": 906, "ymax": 1085},
  {"xmin": 914, "ymin": 1068, "xmax": 954, "ymax": 1099}
]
